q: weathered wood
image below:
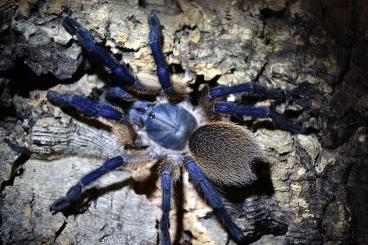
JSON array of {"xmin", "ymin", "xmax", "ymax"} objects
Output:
[{"xmin": 1, "ymin": 0, "xmax": 368, "ymax": 244}]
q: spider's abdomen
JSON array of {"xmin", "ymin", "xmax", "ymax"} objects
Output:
[
  {"xmin": 145, "ymin": 103, "xmax": 197, "ymax": 150},
  {"xmin": 188, "ymin": 122, "xmax": 265, "ymax": 187}
]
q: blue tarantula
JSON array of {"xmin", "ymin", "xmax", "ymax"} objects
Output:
[{"xmin": 47, "ymin": 12, "xmax": 304, "ymax": 244}]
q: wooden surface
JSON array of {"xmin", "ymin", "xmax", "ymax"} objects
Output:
[{"xmin": 1, "ymin": 0, "xmax": 368, "ymax": 244}]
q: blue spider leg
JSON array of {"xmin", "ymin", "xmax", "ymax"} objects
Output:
[
  {"xmin": 183, "ymin": 157, "xmax": 245, "ymax": 243},
  {"xmin": 160, "ymin": 163, "xmax": 172, "ymax": 245},
  {"xmin": 49, "ymin": 155, "xmax": 144, "ymax": 213},
  {"xmin": 106, "ymin": 87, "xmax": 136, "ymax": 103},
  {"xmin": 213, "ymin": 101, "xmax": 305, "ymax": 134},
  {"xmin": 148, "ymin": 12, "xmax": 176, "ymax": 96},
  {"xmin": 208, "ymin": 83, "xmax": 253, "ymax": 98},
  {"xmin": 208, "ymin": 82, "xmax": 283, "ymax": 100},
  {"xmin": 47, "ymin": 91, "xmax": 129, "ymax": 124},
  {"xmin": 63, "ymin": 16, "xmax": 145, "ymax": 89}
]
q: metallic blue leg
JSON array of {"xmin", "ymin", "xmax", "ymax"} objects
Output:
[
  {"xmin": 160, "ymin": 164, "xmax": 172, "ymax": 245},
  {"xmin": 208, "ymin": 82, "xmax": 283, "ymax": 100},
  {"xmin": 209, "ymin": 83, "xmax": 253, "ymax": 98},
  {"xmin": 106, "ymin": 87, "xmax": 135, "ymax": 103},
  {"xmin": 183, "ymin": 157, "xmax": 245, "ymax": 243},
  {"xmin": 213, "ymin": 101, "xmax": 270, "ymax": 118},
  {"xmin": 213, "ymin": 101, "xmax": 305, "ymax": 134},
  {"xmin": 148, "ymin": 12, "xmax": 175, "ymax": 96},
  {"xmin": 50, "ymin": 155, "xmax": 137, "ymax": 213},
  {"xmin": 63, "ymin": 16, "xmax": 145, "ymax": 89},
  {"xmin": 47, "ymin": 91, "xmax": 129, "ymax": 124}
]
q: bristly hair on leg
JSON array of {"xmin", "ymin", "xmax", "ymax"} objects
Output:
[
  {"xmin": 183, "ymin": 157, "xmax": 245, "ymax": 243},
  {"xmin": 160, "ymin": 163, "xmax": 172, "ymax": 245},
  {"xmin": 148, "ymin": 11, "xmax": 177, "ymax": 99}
]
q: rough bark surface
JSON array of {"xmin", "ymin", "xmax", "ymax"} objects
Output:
[{"xmin": 1, "ymin": 0, "xmax": 368, "ymax": 244}]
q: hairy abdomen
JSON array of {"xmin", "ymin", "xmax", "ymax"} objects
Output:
[{"xmin": 189, "ymin": 122, "xmax": 265, "ymax": 187}]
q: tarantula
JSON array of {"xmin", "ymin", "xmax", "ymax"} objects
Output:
[{"xmin": 46, "ymin": 12, "xmax": 304, "ymax": 244}]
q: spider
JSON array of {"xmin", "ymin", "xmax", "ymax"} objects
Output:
[{"xmin": 46, "ymin": 12, "xmax": 304, "ymax": 244}]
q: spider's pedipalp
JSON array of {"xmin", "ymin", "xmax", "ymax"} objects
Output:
[
  {"xmin": 160, "ymin": 163, "xmax": 172, "ymax": 245},
  {"xmin": 184, "ymin": 157, "xmax": 245, "ymax": 243},
  {"xmin": 106, "ymin": 87, "xmax": 135, "ymax": 103},
  {"xmin": 189, "ymin": 121, "xmax": 264, "ymax": 187},
  {"xmin": 47, "ymin": 91, "xmax": 130, "ymax": 124}
]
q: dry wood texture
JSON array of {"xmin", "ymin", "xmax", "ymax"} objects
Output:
[{"xmin": 1, "ymin": 0, "xmax": 368, "ymax": 244}]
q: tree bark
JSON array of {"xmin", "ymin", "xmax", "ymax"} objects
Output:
[{"xmin": 1, "ymin": 0, "xmax": 368, "ymax": 244}]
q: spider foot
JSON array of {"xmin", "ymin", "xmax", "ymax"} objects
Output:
[
  {"xmin": 63, "ymin": 16, "xmax": 81, "ymax": 35},
  {"xmin": 49, "ymin": 197, "xmax": 73, "ymax": 214},
  {"xmin": 252, "ymin": 83, "xmax": 284, "ymax": 100},
  {"xmin": 47, "ymin": 90, "xmax": 72, "ymax": 105},
  {"xmin": 269, "ymin": 111, "xmax": 305, "ymax": 134},
  {"xmin": 148, "ymin": 11, "xmax": 163, "ymax": 44},
  {"xmin": 49, "ymin": 184, "xmax": 82, "ymax": 214}
]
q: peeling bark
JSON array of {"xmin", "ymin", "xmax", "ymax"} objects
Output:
[{"xmin": 1, "ymin": 0, "xmax": 368, "ymax": 244}]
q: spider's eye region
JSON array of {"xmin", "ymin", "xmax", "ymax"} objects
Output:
[
  {"xmin": 148, "ymin": 112, "xmax": 155, "ymax": 119},
  {"xmin": 144, "ymin": 103, "xmax": 197, "ymax": 151}
]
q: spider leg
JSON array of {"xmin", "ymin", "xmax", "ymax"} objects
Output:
[
  {"xmin": 47, "ymin": 91, "xmax": 130, "ymax": 124},
  {"xmin": 63, "ymin": 16, "xmax": 146, "ymax": 90},
  {"xmin": 49, "ymin": 154, "xmax": 149, "ymax": 213},
  {"xmin": 212, "ymin": 101, "xmax": 305, "ymax": 134},
  {"xmin": 208, "ymin": 82, "xmax": 283, "ymax": 100},
  {"xmin": 148, "ymin": 12, "xmax": 176, "ymax": 97},
  {"xmin": 183, "ymin": 157, "xmax": 245, "ymax": 243},
  {"xmin": 160, "ymin": 163, "xmax": 172, "ymax": 245},
  {"xmin": 106, "ymin": 87, "xmax": 136, "ymax": 103}
]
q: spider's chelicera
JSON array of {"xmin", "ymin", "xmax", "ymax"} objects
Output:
[{"xmin": 46, "ymin": 12, "xmax": 304, "ymax": 244}]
